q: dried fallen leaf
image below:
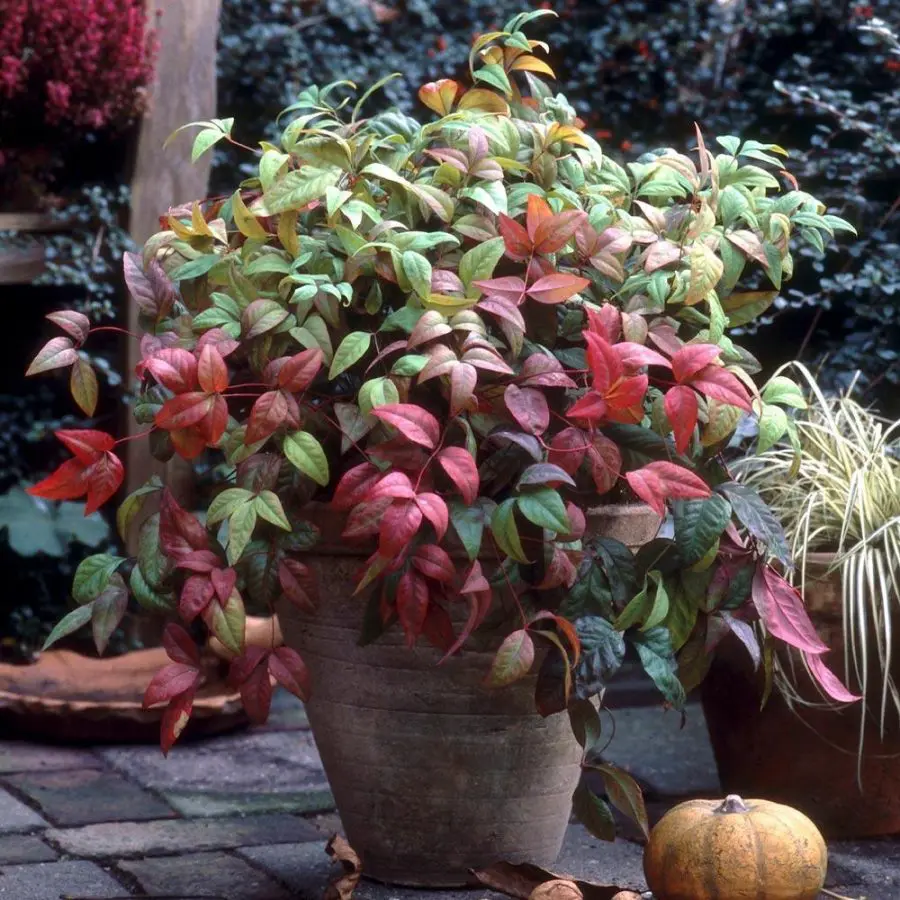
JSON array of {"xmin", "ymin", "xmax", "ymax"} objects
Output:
[
  {"xmin": 530, "ymin": 878, "xmax": 583, "ymax": 900},
  {"xmin": 611, "ymin": 892, "xmax": 644, "ymax": 900},
  {"xmin": 470, "ymin": 861, "xmax": 628, "ymax": 900},
  {"xmin": 324, "ymin": 834, "xmax": 362, "ymax": 900}
]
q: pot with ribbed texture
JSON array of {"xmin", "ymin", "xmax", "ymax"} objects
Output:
[{"xmin": 277, "ymin": 503, "xmax": 660, "ymax": 887}]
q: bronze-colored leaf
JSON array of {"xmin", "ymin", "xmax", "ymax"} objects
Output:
[
  {"xmin": 324, "ymin": 834, "xmax": 362, "ymax": 900},
  {"xmin": 470, "ymin": 861, "xmax": 628, "ymax": 900}
]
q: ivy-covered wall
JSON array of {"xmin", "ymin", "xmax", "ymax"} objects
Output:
[{"xmin": 217, "ymin": 0, "xmax": 900, "ymax": 410}]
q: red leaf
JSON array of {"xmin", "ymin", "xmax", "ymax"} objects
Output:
[
  {"xmin": 197, "ymin": 344, "xmax": 228, "ymax": 394},
  {"xmin": 450, "ymin": 363, "xmax": 478, "ymax": 417},
  {"xmin": 46, "ymin": 310, "xmax": 91, "ymax": 345},
  {"xmin": 83, "ymin": 453, "xmax": 124, "ymax": 515},
  {"xmin": 240, "ymin": 659, "xmax": 273, "ymax": 725},
  {"xmin": 162, "ymin": 623, "xmax": 202, "ymax": 667},
  {"xmin": 519, "ymin": 353, "xmax": 577, "ymax": 389},
  {"xmin": 422, "ymin": 602, "xmax": 456, "ymax": 653},
  {"xmin": 671, "ymin": 343, "xmax": 722, "ymax": 383},
  {"xmin": 155, "ymin": 392, "xmax": 214, "ymax": 431},
  {"xmin": 246, "ymin": 390, "xmax": 289, "ymax": 444},
  {"xmin": 562, "ymin": 502, "xmax": 587, "ymax": 541},
  {"xmin": 440, "ymin": 587, "xmax": 492, "ymax": 662},
  {"xmin": 342, "ymin": 496, "xmax": 393, "ymax": 539},
  {"xmin": 278, "ymin": 559, "xmax": 317, "ymax": 613},
  {"xmin": 170, "ymin": 428, "xmax": 208, "ymax": 460},
  {"xmin": 614, "ymin": 342, "xmax": 671, "ymax": 371},
  {"xmin": 538, "ymin": 548, "xmax": 578, "ymax": 589},
  {"xmin": 689, "ymin": 365, "xmax": 752, "ymax": 411},
  {"xmin": 397, "ymin": 570, "xmax": 430, "ymax": 646},
  {"xmin": 605, "ymin": 374, "xmax": 648, "ymax": 410},
  {"xmin": 26, "ymin": 336, "xmax": 77, "ymax": 376},
  {"xmin": 476, "ymin": 296, "xmax": 527, "ymax": 331},
  {"xmin": 485, "ymin": 629, "xmax": 535, "ymax": 687},
  {"xmin": 408, "ymin": 312, "xmax": 452, "ymax": 349},
  {"xmin": 526, "ymin": 273, "xmax": 591, "ymax": 304},
  {"xmin": 664, "ymin": 385, "xmax": 699, "ymax": 454},
  {"xmin": 332, "ymin": 462, "xmax": 381, "ymax": 511},
  {"xmin": 587, "ymin": 434, "xmax": 622, "ymax": 494},
  {"xmin": 472, "ymin": 275, "xmax": 528, "ymax": 305},
  {"xmin": 379, "ymin": 500, "xmax": 423, "ymax": 556},
  {"xmin": 526, "ymin": 194, "xmax": 553, "ymax": 241},
  {"xmin": 27, "ymin": 458, "xmax": 87, "ymax": 503},
  {"xmin": 180, "ymin": 575, "xmax": 214, "ymax": 622},
  {"xmin": 585, "ymin": 305, "xmax": 622, "ymax": 343},
  {"xmin": 143, "ymin": 663, "xmax": 201, "ymax": 708},
  {"xmin": 371, "ymin": 403, "xmax": 440, "ymax": 449},
  {"xmin": 460, "ymin": 560, "xmax": 491, "ymax": 595},
  {"xmin": 412, "ymin": 544, "xmax": 456, "ymax": 583},
  {"xmin": 565, "ymin": 391, "xmax": 608, "ymax": 424},
  {"xmin": 804, "ymin": 651, "xmax": 861, "ymax": 703},
  {"xmin": 228, "ymin": 645, "xmax": 268, "ymax": 686},
  {"xmin": 278, "ymin": 348, "xmax": 323, "ymax": 392},
  {"xmin": 210, "ymin": 568, "xmax": 237, "ymax": 604},
  {"xmin": 584, "ymin": 332, "xmax": 624, "ymax": 393},
  {"xmin": 175, "ymin": 550, "xmax": 220, "ymax": 573},
  {"xmin": 160, "ymin": 489, "xmax": 209, "ymax": 559},
  {"xmin": 195, "ymin": 327, "xmax": 238, "ymax": 358},
  {"xmin": 56, "ymin": 429, "xmax": 115, "ymax": 463},
  {"xmin": 268, "ymin": 646, "xmax": 310, "ymax": 701},
  {"xmin": 498, "ymin": 214, "xmax": 532, "ymax": 261},
  {"xmin": 625, "ymin": 462, "xmax": 711, "ymax": 516},
  {"xmin": 751, "ymin": 565, "xmax": 829, "ymax": 654},
  {"xmin": 367, "ymin": 471, "xmax": 416, "ymax": 501},
  {"xmin": 160, "ymin": 688, "xmax": 194, "ymax": 756},
  {"xmin": 145, "ymin": 348, "xmax": 198, "ymax": 393},
  {"xmin": 504, "ymin": 384, "xmax": 550, "ymax": 435},
  {"xmin": 549, "ymin": 427, "xmax": 589, "ymax": 475},
  {"xmin": 415, "ymin": 492, "xmax": 449, "ymax": 540},
  {"xmin": 533, "ymin": 209, "xmax": 587, "ymax": 254}
]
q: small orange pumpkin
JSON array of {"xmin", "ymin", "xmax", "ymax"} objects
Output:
[{"xmin": 643, "ymin": 794, "xmax": 827, "ymax": 900}]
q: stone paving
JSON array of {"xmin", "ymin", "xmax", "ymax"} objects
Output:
[{"xmin": 0, "ymin": 689, "xmax": 896, "ymax": 898}]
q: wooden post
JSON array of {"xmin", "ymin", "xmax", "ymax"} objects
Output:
[{"xmin": 125, "ymin": 0, "xmax": 221, "ymax": 548}]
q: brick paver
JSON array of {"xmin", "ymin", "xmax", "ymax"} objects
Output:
[
  {"xmin": 118, "ymin": 850, "xmax": 292, "ymax": 899},
  {"xmin": 46, "ymin": 812, "xmax": 320, "ymax": 858},
  {"xmin": 5, "ymin": 768, "xmax": 175, "ymax": 826},
  {"xmin": 0, "ymin": 787, "xmax": 46, "ymax": 833},
  {"xmin": 0, "ymin": 860, "xmax": 124, "ymax": 899},
  {"xmin": 0, "ymin": 835, "xmax": 56, "ymax": 865},
  {"xmin": 0, "ymin": 742, "xmax": 101, "ymax": 774}
]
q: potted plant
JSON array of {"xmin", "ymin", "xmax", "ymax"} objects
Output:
[
  {"xmin": 703, "ymin": 365, "xmax": 898, "ymax": 838},
  {"xmin": 24, "ymin": 10, "xmax": 856, "ymax": 885}
]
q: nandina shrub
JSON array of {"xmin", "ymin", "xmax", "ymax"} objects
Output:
[{"xmin": 26, "ymin": 11, "xmax": 858, "ymax": 838}]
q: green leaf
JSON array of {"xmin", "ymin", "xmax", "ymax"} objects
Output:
[
  {"xmin": 459, "ymin": 237, "xmax": 505, "ymax": 292},
  {"xmin": 136, "ymin": 514, "xmax": 171, "ymax": 589},
  {"xmin": 491, "ymin": 497, "xmax": 529, "ymax": 563},
  {"xmin": 191, "ymin": 127, "xmax": 228, "ymax": 162},
  {"xmin": 42, "ymin": 605, "xmax": 93, "ymax": 651},
  {"xmin": 568, "ymin": 697, "xmax": 602, "ymax": 751},
  {"xmin": 283, "ymin": 431, "xmax": 330, "ymax": 486},
  {"xmin": 449, "ymin": 499, "xmax": 488, "ymax": 561},
  {"xmin": 207, "ymin": 488, "xmax": 254, "ymax": 524},
  {"xmin": 205, "ymin": 589, "xmax": 246, "ymax": 656},
  {"xmin": 264, "ymin": 167, "xmax": 341, "ymax": 214},
  {"xmin": 574, "ymin": 616, "xmax": 625, "ymax": 698},
  {"xmin": 91, "ymin": 578, "xmax": 129, "ymax": 655},
  {"xmin": 390, "ymin": 354, "xmax": 429, "ymax": 377},
  {"xmin": 757, "ymin": 404, "xmax": 789, "ymax": 454},
  {"xmin": 666, "ymin": 580, "xmax": 699, "ymax": 651},
  {"xmin": 129, "ymin": 564, "xmax": 175, "ymax": 613},
  {"xmin": 762, "ymin": 375, "xmax": 807, "ymax": 409},
  {"xmin": 631, "ymin": 626, "xmax": 686, "ymax": 709},
  {"xmin": 255, "ymin": 491, "xmax": 291, "ymax": 530},
  {"xmin": 400, "ymin": 251, "xmax": 432, "ymax": 298},
  {"xmin": 171, "ymin": 254, "xmax": 223, "ymax": 281},
  {"xmin": 673, "ymin": 495, "xmax": 732, "ymax": 566},
  {"xmin": 357, "ymin": 377, "xmax": 400, "ymax": 415},
  {"xmin": 717, "ymin": 482, "xmax": 790, "ymax": 565},
  {"xmin": 591, "ymin": 762, "xmax": 649, "ymax": 839},
  {"xmin": 116, "ymin": 478, "xmax": 163, "ymax": 543},
  {"xmin": 329, "ymin": 331, "xmax": 372, "ymax": 379},
  {"xmin": 614, "ymin": 581, "xmax": 651, "ymax": 631},
  {"xmin": 72, "ymin": 554, "xmax": 125, "ymax": 605},
  {"xmin": 642, "ymin": 572, "xmax": 671, "ymax": 631},
  {"xmin": 474, "ymin": 63, "xmax": 512, "ymax": 95},
  {"xmin": 227, "ymin": 502, "xmax": 258, "ymax": 564},
  {"xmin": 516, "ymin": 488, "xmax": 570, "ymax": 534},
  {"xmin": 572, "ymin": 781, "xmax": 616, "ymax": 842}
]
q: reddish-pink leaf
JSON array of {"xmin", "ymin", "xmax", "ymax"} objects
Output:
[
  {"xmin": 268, "ymin": 646, "xmax": 310, "ymax": 701},
  {"xmin": 584, "ymin": 331, "xmax": 624, "ymax": 393},
  {"xmin": 671, "ymin": 343, "xmax": 723, "ymax": 383},
  {"xmin": 379, "ymin": 500, "xmax": 423, "ymax": 556},
  {"xmin": 526, "ymin": 194, "xmax": 553, "ymax": 240},
  {"xmin": 606, "ymin": 374, "xmax": 648, "ymax": 410},
  {"xmin": 485, "ymin": 629, "xmax": 535, "ymax": 687},
  {"xmin": 587, "ymin": 434, "xmax": 622, "ymax": 494},
  {"xmin": 27, "ymin": 459, "xmax": 86, "ymax": 504},
  {"xmin": 145, "ymin": 348, "xmax": 198, "ymax": 393},
  {"xmin": 449, "ymin": 363, "xmax": 477, "ymax": 417},
  {"xmin": 195, "ymin": 327, "xmax": 238, "ymax": 358},
  {"xmin": 565, "ymin": 390, "xmax": 608, "ymax": 424},
  {"xmin": 155, "ymin": 392, "xmax": 214, "ymax": 431},
  {"xmin": 143, "ymin": 663, "xmax": 200, "ymax": 709},
  {"xmin": 367, "ymin": 471, "xmax": 416, "ymax": 501},
  {"xmin": 422, "ymin": 602, "xmax": 456, "ymax": 653},
  {"xmin": 585, "ymin": 305, "xmax": 622, "ymax": 343},
  {"xmin": 412, "ymin": 544, "xmax": 456, "ymax": 583},
  {"xmin": 472, "ymin": 275, "xmax": 527, "ymax": 304},
  {"xmin": 804, "ymin": 651, "xmax": 861, "ymax": 703},
  {"xmin": 371, "ymin": 403, "xmax": 440, "ymax": 449},
  {"xmin": 436, "ymin": 446, "xmax": 479, "ymax": 505},
  {"xmin": 176, "ymin": 551, "xmax": 221, "ymax": 575},
  {"xmin": 526, "ymin": 273, "xmax": 591, "ymax": 304},
  {"xmin": 460, "ymin": 560, "xmax": 491, "ymax": 595},
  {"xmin": 197, "ymin": 344, "xmax": 228, "ymax": 394},
  {"xmin": 476, "ymin": 296, "xmax": 527, "ymax": 330},
  {"xmin": 26, "ymin": 336, "xmax": 77, "ymax": 375},
  {"xmin": 169, "ymin": 428, "xmax": 207, "ymax": 461},
  {"xmin": 160, "ymin": 688, "xmax": 194, "ymax": 756},
  {"xmin": 56, "ymin": 429, "xmax": 115, "ymax": 463},
  {"xmin": 342, "ymin": 496, "xmax": 393, "ymax": 539},
  {"xmin": 533, "ymin": 209, "xmax": 587, "ymax": 254},
  {"xmin": 84, "ymin": 453, "xmax": 124, "ymax": 516},
  {"xmin": 625, "ymin": 461, "xmax": 711, "ymax": 516},
  {"xmin": 690, "ymin": 365, "xmax": 752, "ymax": 411},
  {"xmin": 246, "ymin": 390, "xmax": 289, "ymax": 445},
  {"xmin": 415, "ymin": 492, "xmax": 449, "ymax": 540},
  {"xmin": 504, "ymin": 384, "xmax": 550, "ymax": 435},
  {"xmin": 162, "ymin": 623, "xmax": 202, "ymax": 667},
  {"xmin": 614, "ymin": 342, "xmax": 671, "ymax": 371},
  {"xmin": 396, "ymin": 570, "xmax": 430, "ymax": 646},
  {"xmin": 210, "ymin": 568, "xmax": 237, "ymax": 605},
  {"xmin": 197, "ymin": 394, "xmax": 228, "ymax": 446},
  {"xmin": 228, "ymin": 645, "xmax": 268, "ymax": 686},
  {"xmin": 408, "ymin": 311, "xmax": 452, "ymax": 349},
  {"xmin": 549, "ymin": 427, "xmax": 589, "ymax": 476},
  {"xmin": 46, "ymin": 310, "xmax": 91, "ymax": 345},
  {"xmin": 278, "ymin": 559, "xmax": 317, "ymax": 613},
  {"xmin": 180, "ymin": 575, "xmax": 214, "ymax": 622},
  {"xmin": 562, "ymin": 502, "xmax": 587, "ymax": 541},
  {"xmin": 538, "ymin": 547, "xmax": 578, "ymax": 589},
  {"xmin": 498, "ymin": 214, "xmax": 532, "ymax": 261},
  {"xmin": 440, "ymin": 587, "xmax": 492, "ymax": 663},
  {"xmin": 240, "ymin": 658, "xmax": 273, "ymax": 724},
  {"xmin": 278, "ymin": 348, "xmax": 323, "ymax": 392},
  {"xmin": 751, "ymin": 565, "xmax": 829, "ymax": 654},
  {"xmin": 519, "ymin": 353, "xmax": 577, "ymax": 389},
  {"xmin": 644, "ymin": 240, "xmax": 682, "ymax": 272},
  {"xmin": 664, "ymin": 385, "xmax": 700, "ymax": 454},
  {"xmin": 332, "ymin": 462, "xmax": 381, "ymax": 511},
  {"xmin": 159, "ymin": 489, "xmax": 209, "ymax": 559}
]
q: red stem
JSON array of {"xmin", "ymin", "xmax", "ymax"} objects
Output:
[{"xmin": 89, "ymin": 326, "xmax": 140, "ymax": 340}]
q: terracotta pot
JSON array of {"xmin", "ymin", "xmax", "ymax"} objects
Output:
[
  {"xmin": 277, "ymin": 503, "xmax": 661, "ymax": 887},
  {"xmin": 701, "ymin": 552, "xmax": 900, "ymax": 838}
]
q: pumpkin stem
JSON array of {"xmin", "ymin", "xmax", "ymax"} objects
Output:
[{"xmin": 715, "ymin": 794, "xmax": 750, "ymax": 814}]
